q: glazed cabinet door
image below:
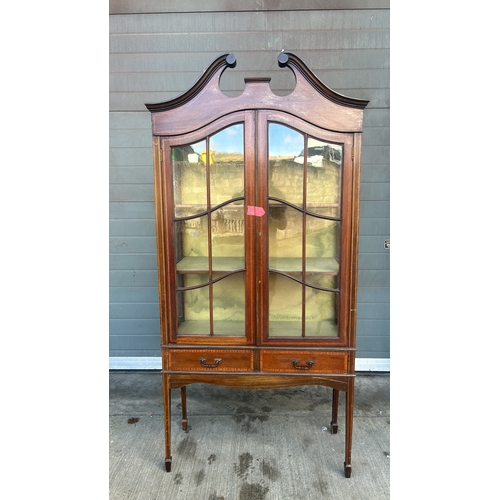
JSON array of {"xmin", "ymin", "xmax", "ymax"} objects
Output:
[
  {"xmin": 161, "ymin": 112, "xmax": 256, "ymax": 345},
  {"xmin": 256, "ymin": 112, "xmax": 354, "ymax": 346},
  {"xmin": 160, "ymin": 110, "xmax": 354, "ymax": 348}
]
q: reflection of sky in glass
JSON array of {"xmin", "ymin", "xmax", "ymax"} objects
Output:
[
  {"xmin": 187, "ymin": 125, "xmax": 244, "ymax": 154},
  {"xmin": 269, "ymin": 123, "xmax": 303, "ymax": 157},
  {"xmin": 211, "ymin": 124, "xmax": 243, "ymax": 153},
  {"xmin": 190, "ymin": 140, "xmax": 206, "ymax": 154},
  {"xmin": 187, "ymin": 123, "xmax": 307, "ymax": 157}
]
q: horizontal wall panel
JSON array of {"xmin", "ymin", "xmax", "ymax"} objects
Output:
[
  {"xmin": 110, "ymin": 68, "xmax": 388, "ymax": 93},
  {"xmin": 357, "ymin": 303, "xmax": 390, "ymax": 320},
  {"xmin": 110, "ymin": 236, "xmax": 157, "ymax": 254},
  {"xmin": 110, "ymin": 202, "xmax": 155, "ymax": 219},
  {"xmin": 361, "ymin": 163, "xmax": 390, "ymax": 183},
  {"xmin": 357, "ymin": 287, "xmax": 389, "ymax": 303},
  {"xmin": 110, "ymin": 349, "xmax": 160, "ymax": 357},
  {"xmin": 360, "ymin": 182, "xmax": 389, "ymax": 201},
  {"xmin": 359, "ymin": 235, "xmax": 389, "ymax": 253},
  {"xmin": 362, "ymin": 126, "xmax": 390, "ymax": 146},
  {"xmin": 109, "ymin": 129, "xmax": 151, "ymax": 149},
  {"xmin": 109, "ymin": 184, "xmax": 155, "ymax": 202},
  {"xmin": 110, "ymin": 111, "xmax": 151, "ymax": 129},
  {"xmin": 358, "ymin": 253, "xmax": 389, "ymax": 270},
  {"xmin": 360, "ymin": 145, "xmax": 390, "ymax": 164},
  {"xmin": 110, "ymin": 167, "xmax": 154, "ymax": 185},
  {"xmin": 359, "ymin": 201, "xmax": 389, "ymax": 219},
  {"xmin": 356, "ymin": 335, "xmax": 390, "ymax": 354},
  {"xmin": 109, "ymin": 31, "xmax": 389, "ymax": 55},
  {"xmin": 363, "ymin": 108, "xmax": 389, "ymax": 127},
  {"xmin": 109, "ymin": 335, "xmax": 160, "ymax": 351},
  {"xmin": 110, "ymin": 254, "xmax": 158, "ymax": 271},
  {"xmin": 110, "ymin": 49, "xmax": 389, "ymax": 74},
  {"xmin": 110, "ymin": 319, "xmax": 160, "ymax": 335},
  {"xmin": 359, "ymin": 217, "xmax": 389, "ymax": 236},
  {"xmin": 110, "ymin": 286, "xmax": 160, "ymax": 303},
  {"xmin": 110, "ymin": 270, "xmax": 158, "ymax": 287},
  {"xmin": 109, "ymin": 10, "xmax": 390, "ymax": 35},
  {"xmin": 110, "ymin": 147, "xmax": 152, "ymax": 167},
  {"xmin": 110, "ymin": 1, "xmax": 390, "ymax": 15},
  {"xmin": 358, "ymin": 270, "xmax": 389, "ymax": 288},
  {"xmin": 356, "ymin": 346, "xmax": 390, "ymax": 358},
  {"xmin": 356, "ymin": 319, "xmax": 389, "ymax": 337},
  {"xmin": 110, "ymin": 302, "xmax": 160, "ymax": 320},
  {"xmin": 110, "ymin": 219, "xmax": 156, "ymax": 236}
]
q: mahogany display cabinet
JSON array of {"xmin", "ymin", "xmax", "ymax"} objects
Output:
[{"xmin": 146, "ymin": 52, "xmax": 369, "ymax": 478}]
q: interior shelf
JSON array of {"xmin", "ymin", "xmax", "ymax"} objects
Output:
[{"xmin": 176, "ymin": 256, "xmax": 338, "ymax": 274}]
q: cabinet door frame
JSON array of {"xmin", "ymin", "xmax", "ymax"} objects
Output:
[
  {"xmin": 256, "ymin": 111, "xmax": 355, "ymax": 347},
  {"xmin": 160, "ymin": 111, "xmax": 257, "ymax": 346},
  {"xmin": 157, "ymin": 109, "xmax": 359, "ymax": 350}
]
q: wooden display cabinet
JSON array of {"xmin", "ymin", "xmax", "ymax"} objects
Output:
[{"xmin": 146, "ymin": 52, "xmax": 368, "ymax": 478}]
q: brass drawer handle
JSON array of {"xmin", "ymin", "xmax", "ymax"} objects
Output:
[
  {"xmin": 291, "ymin": 359, "xmax": 315, "ymax": 370},
  {"xmin": 198, "ymin": 357, "xmax": 222, "ymax": 368}
]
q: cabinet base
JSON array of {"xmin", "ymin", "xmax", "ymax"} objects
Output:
[{"xmin": 163, "ymin": 373, "xmax": 354, "ymax": 478}]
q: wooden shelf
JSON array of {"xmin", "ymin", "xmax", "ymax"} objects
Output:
[
  {"xmin": 176, "ymin": 257, "xmax": 245, "ymax": 273},
  {"xmin": 178, "ymin": 320, "xmax": 246, "ymax": 336},
  {"xmin": 270, "ymin": 257, "xmax": 339, "ymax": 274},
  {"xmin": 176, "ymin": 256, "xmax": 338, "ymax": 274},
  {"xmin": 268, "ymin": 320, "xmax": 338, "ymax": 338}
]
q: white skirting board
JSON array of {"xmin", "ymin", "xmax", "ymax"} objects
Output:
[{"xmin": 109, "ymin": 357, "xmax": 390, "ymax": 372}]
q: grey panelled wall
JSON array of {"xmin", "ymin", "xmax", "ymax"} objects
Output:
[{"xmin": 109, "ymin": 2, "xmax": 390, "ymax": 368}]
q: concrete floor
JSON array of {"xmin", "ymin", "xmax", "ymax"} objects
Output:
[{"xmin": 110, "ymin": 371, "xmax": 390, "ymax": 500}]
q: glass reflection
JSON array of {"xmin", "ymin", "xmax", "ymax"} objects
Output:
[
  {"xmin": 177, "ymin": 285, "xmax": 210, "ymax": 335},
  {"xmin": 305, "ymin": 217, "xmax": 339, "ymax": 285},
  {"xmin": 268, "ymin": 274, "xmax": 303, "ymax": 337},
  {"xmin": 268, "ymin": 123, "xmax": 304, "ymax": 206},
  {"xmin": 305, "ymin": 289, "xmax": 338, "ymax": 337},
  {"xmin": 209, "ymin": 124, "xmax": 244, "ymax": 206},
  {"xmin": 173, "ymin": 140, "xmax": 206, "ymax": 218},
  {"xmin": 212, "ymin": 274, "xmax": 245, "ymax": 336},
  {"xmin": 211, "ymin": 206, "xmax": 244, "ymax": 261},
  {"xmin": 305, "ymin": 138, "xmax": 342, "ymax": 217},
  {"xmin": 175, "ymin": 216, "xmax": 209, "ymax": 269}
]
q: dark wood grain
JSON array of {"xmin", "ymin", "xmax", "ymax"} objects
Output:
[{"xmin": 148, "ymin": 51, "xmax": 367, "ymax": 478}]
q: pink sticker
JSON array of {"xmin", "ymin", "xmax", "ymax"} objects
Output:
[{"xmin": 247, "ymin": 206, "xmax": 266, "ymax": 217}]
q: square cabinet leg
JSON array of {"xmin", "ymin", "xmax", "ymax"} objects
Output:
[{"xmin": 181, "ymin": 386, "xmax": 188, "ymax": 431}]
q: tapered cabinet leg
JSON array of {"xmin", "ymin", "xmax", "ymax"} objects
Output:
[
  {"xmin": 181, "ymin": 385, "xmax": 188, "ymax": 431},
  {"xmin": 330, "ymin": 388, "xmax": 339, "ymax": 434},
  {"xmin": 344, "ymin": 378, "xmax": 355, "ymax": 478},
  {"xmin": 163, "ymin": 373, "xmax": 172, "ymax": 472},
  {"xmin": 344, "ymin": 462, "xmax": 352, "ymax": 478}
]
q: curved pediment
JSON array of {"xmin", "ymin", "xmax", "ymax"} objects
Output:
[{"xmin": 146, "ymin": 52, "xmax": 369, "ymax": 135}]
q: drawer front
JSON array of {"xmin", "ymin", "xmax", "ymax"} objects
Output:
[
  {"xmin": 167, "ymin": 349, "xmax": 254, "ymax": 372},
  {"xmin": 260, "ymin": 350, "xmax": 348, "ymax": 374}
]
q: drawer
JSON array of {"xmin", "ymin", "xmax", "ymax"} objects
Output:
[
  {"xmin": 167, "ymin": 349, "xmax": 254, "ymax": 372},
  {"xmin": 260, "ymin": 350, "xmax": 348, "ymax": 374}
]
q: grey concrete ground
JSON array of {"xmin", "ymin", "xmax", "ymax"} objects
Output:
[{"xmin": 110, "ymin": 371, "xmax": 389, "ymax": 500}]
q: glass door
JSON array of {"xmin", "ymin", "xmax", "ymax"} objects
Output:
[
  {"xmin": 257, "ymin": 113, "xmax": 353, "ymax": 345},
  {"xmin": 164, "ymin": 113, "xmax": 255, "ymax": 343},
  {"xmin": 163, "ymin": 110, "xmax": 352, "ymax": 346}
]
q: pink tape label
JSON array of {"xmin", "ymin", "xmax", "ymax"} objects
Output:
[{"xmin": 247, "ymin": 206, "xmax": 266, "ymax": 217}]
